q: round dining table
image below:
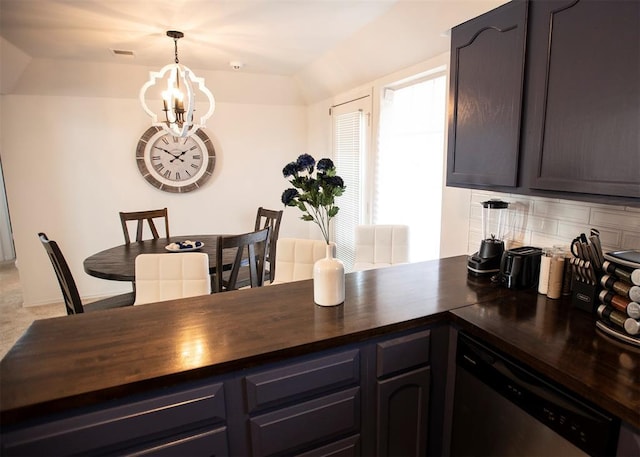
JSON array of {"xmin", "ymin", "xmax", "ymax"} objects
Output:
[{"xmin": 84, "ymin": 235, "xmax": 228, "ymax": 282}]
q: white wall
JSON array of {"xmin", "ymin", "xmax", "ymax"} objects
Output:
[{"xmin": 1, "ymin": 61, "xmax": 310, "ymax": 306}]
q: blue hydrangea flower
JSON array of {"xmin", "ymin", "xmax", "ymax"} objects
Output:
[
  {"xmin": 325, "ymin": 175, "xmax": 344, "ymax": 188},
  {"xmin": 296, "ymin": 154, "xmax": 315, "ymax": 171},
  {"xmin": 281, "ymin": 188, "xmax": 299, "ymax": 206},
  {"xmin": 317, "ymin": 158, "xmax": 334, "ymax": 172},
  {"xmin": 282, "ymin": 161, "xmax": 300, "ymax": 178}
]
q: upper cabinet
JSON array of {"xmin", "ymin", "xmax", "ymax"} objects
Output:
[
  {"xmin": 525, "ymin": 0, "xmax": 640, "ymax": 198},
  {"xmin": 447, "ymin": 0, "xmax": 640, "ymax": 203},
  {"xmin": 447, "ymin": 0, "xmax": 528, "ymax": 187}
]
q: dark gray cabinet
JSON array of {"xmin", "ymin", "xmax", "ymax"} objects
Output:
[
  {"xmin": 375, "ymin": 330, "xmax": 431, "ymax": 457},
  {"xmin": 1, "ymin": 381, "xmax": 229, "ymax": 456},
  {"xmin": 447, "ymin": 0, "xmax": 640, "ymax": 202},
  {"xmin": 525, "ymin": 0, "xmax": 640, "ymax": 198},
  {"xmin": 1, "ymin": 331, "xmax": 435, "ymax": 457},
  {"xmin": 243, "ymin": 349, "xmax": 362, "ymax": 456},
  {"xmin": 447, "ymin": 0, "xmax": 528, "ymax": 187}
]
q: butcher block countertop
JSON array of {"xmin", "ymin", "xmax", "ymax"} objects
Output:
[{"xmin": 1, "ymin": 255, "xmax": 638, "ymax": 429}]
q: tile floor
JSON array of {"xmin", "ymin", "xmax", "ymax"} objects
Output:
[{"xmin": 0, "ymin": 262, "xmax": 64, "ymax": 359}]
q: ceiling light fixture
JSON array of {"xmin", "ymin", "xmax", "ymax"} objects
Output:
[{"xmin": 139, "ymin": 30, "xmax": 215, "ymax": 138}]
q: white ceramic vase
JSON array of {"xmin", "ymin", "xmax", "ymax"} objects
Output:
[{"xmin": 313, "ymin": 242, "xmax": 345, "ymax": 306}]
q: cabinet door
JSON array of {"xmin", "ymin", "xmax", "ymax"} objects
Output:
[
  {"xmin": 447, "ymin": 0, "xmax": 528, "ymax": 187},
  {"xmin": 376, "ymin": 366, "xmax": 430, "ymax": 457},
  {"xmin": 526, "ymin": 0, "xmax": 640, "ymax": 198}
]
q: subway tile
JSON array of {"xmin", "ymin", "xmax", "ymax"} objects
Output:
[
  {"xmin": 593, "ymin": 230, "xmax": 622, "ymax": 252},
  {"xmin": 522, "ymin": 215, "xmax": 558, "ymax": 236},
  {"xmin": 529, "ymin": 233, "xmax": 570, "ymax": 250},
  {"xmin": 621, "ymin": 232, "xmax": 640, "ymax": 250},
  {"xmin": 557, "ymin": 223, "xmax": 621, "ymax": 249},
  {"xmin": 468, "ymin": 190, "xmax": 635, "ymax": 258},
  {"xmin": 557, "ymin": 222, "xmax": 596, "ymax": 239},
  {"xmin": 533, "ymin": 201, "xmax": 591, "ymax": 223},
  {"xmin": 590, "ymin": 209, "xmax": 640, "ymax": 231}
]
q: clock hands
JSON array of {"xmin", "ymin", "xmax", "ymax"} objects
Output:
[
  {"xmin": 154, "ymin": 146, "xmax": 185, "ymax": 163},
  {"xmin": 169, "ymin": 150, "xmax": 189, "ymax": 163}
]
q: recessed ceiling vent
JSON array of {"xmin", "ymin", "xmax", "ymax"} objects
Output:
[{"xmin": 111, "ymin": 49, "xmax": 135, "ymax": 57}]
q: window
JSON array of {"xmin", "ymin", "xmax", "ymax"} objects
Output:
[{"xmin": 374, "ymin": 69, "xmax": 447, "ymax": 261}]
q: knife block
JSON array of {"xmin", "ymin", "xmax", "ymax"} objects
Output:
[{"xmin": 571, "ymin": 277, "xmax": 600, "ymax": 313}]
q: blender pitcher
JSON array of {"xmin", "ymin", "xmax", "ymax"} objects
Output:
[{"xmin": 467, "ymin": 199, "xmax": 510, "ymax": 276}]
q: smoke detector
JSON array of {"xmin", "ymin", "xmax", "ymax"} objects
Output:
[{"xmin": 229, "ymin": 61, "xmax": 244, "ymax": 70}]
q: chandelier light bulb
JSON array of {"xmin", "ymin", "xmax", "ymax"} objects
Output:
[{"xmin": 140, "ymin": 31, "xmax": 215, "ymax": 137}]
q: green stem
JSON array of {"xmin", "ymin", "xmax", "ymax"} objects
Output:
[{"xmin": 306, "ymin": 203, "xmax": 330, "ymax": 244}]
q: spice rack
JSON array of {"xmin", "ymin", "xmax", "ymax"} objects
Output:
[{"xmin": 595, "ymin": 250, "xmax": 640, "ymax": 348}]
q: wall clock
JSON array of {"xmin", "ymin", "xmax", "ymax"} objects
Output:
[{"xmin": 135, "ymin": 126, "xmax": 216, "ymax": 193}]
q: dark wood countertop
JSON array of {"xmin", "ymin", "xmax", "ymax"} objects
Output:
[
  {"xmin": 1, "ymin": 256, "xmax": 501, "ymax": 425},
  {"xmin": 450, "ymin": 291, "xmax": 640, "ymax": 429},
  {"xmin": 2, "ymin": 255, "xmax": 638, "ymax": 430}
]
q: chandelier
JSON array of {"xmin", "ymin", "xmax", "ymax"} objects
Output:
[{"xmin": 139, "ymin": 31, "xmax": 215, "ymax": 137}]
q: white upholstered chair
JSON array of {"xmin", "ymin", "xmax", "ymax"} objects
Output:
[
  {"xmin": 271, "ymin": 238, "xmax": 329, "ymax": 285},
  {"xmin": 353, "ymin": 225, "xmax": 410, "ymax": 271},
  {"xmin": 134, "ymin": 253, "xmax": 211, "ymax": 305}
]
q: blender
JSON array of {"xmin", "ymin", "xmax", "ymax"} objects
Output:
[{"xmin": 467, "ymin": 199, "xmax": 510, "ymax": 276}]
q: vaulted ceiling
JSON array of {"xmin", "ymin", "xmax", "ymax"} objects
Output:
[{"xmin": 0, "ymin": 0, "xmax": 507, "ymax": 101}]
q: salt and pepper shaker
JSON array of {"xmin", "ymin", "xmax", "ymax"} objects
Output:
[
  {"xmin": 538, "ymin": 249, "xmax": 551, "ymax": 295},
  {"xmin": 547, "ymin": 250, "xmax": 565, "ymax": 299}
]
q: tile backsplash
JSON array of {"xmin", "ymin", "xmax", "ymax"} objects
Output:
[{"xmin": 468, "ymin": 191, "xmax": 640, "ymax": 255}]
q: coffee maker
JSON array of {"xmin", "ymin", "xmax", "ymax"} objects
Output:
[{"xmin": 467, "ymin": 199, "xmax": 510, "ymax": 276}]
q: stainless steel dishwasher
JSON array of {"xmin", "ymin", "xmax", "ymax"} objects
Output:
[{"xmin": 450, "ymin": 333, "xmax": 619, "ymax": 457}]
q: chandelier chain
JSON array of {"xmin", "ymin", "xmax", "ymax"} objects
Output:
[{"xmin": 174, "ymin": 38, "xmax": 179, "ymax": 64}]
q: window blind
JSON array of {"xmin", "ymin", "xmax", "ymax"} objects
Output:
[{"xmin": 334, "ymin": 110, "xmax": 365, "ymax": 272}]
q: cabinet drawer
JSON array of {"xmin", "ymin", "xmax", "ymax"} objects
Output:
[
  {"xmin": 125, "ymin": 426, "xmax": 228, "ymax": 457},
  {"xmin": 296, "ymin": 434, "xmax": 360, "ymax": 457},
  {"xmin": 249, "ymin": 387, "xmax": 360, "ymax": 456},
  {"xmin": 2, "ymin": 382, "xmax": 226, "ymax": 456},
  {"xmin": 245, "ymin": 349, "xmax": 360, "ymax": 413},
  {"xmin": 376, "ymin": 330, "xmax": 430, "ymax": 378}
]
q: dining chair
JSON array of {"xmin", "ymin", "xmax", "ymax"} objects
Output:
[
  {"xmin": 38, "ymin": 233, "xmax": 135, "ymax": 315},
  {"xmin": 271, "ymin": 238, "xmax": 329, "ymax": 285},
  {"xmin": 133, "ymin": 252, "xmax": 211, "ymax": 305},
  {"xmin": 119, "ymin": 208, "xmax": 169, "ymax": 244},
  {"xmin": 254, "ymin": 207, "xmax": 283, "ymax": 283},
  {"xmin": 353, "ymin": 225, "xmax": 410, "ymax": 271},
  {"xmin": 214, "ymin": 227, "xmax": 270, "ymax": 293}
]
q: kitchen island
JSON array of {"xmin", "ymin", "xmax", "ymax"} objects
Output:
[{"xmin": 1, "ymin": 256, "xmax": 638, "ymax": 456}]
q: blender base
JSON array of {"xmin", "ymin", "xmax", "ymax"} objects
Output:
[{"xmin": 467, "ymin": 252, "xmax": 502, "ymax": 276}]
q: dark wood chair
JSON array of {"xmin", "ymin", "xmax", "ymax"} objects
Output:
[
  {"xmin": 119, "ymin": 208, "xmax": 169, "ymax": 244},
  {"xmin": 38, "ymin": 233, "xmax": 134, "ymax": 315},
  {"xmin": 254, "ymin": 207, "xmax": 283, "ymax": 282},
  {"xmin": 214, "ymin": 227, "xmax": 270, "ymax": 293}
]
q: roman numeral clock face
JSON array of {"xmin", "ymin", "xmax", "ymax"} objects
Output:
[{"xmin": 136, "ymin": 127, "xmax": 216, "ymax": 193}]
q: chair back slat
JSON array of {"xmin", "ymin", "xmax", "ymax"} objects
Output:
[
  {"xmin": 215, "ymin": 227, "xmax": 270, "ymax": 293},
  {"xmin": 38, "ymin": 232, "xmax": 84, "ymax": 315},
  {"xmin": 120, "ymin": 208, "xmax": 169, "ymax": 244},
  {"xmin": 254, "ymin": 207, "xmax": 283, "ymax": 282}
]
